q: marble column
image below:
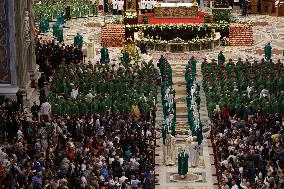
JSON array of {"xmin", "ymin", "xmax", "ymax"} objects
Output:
[{"xmin": 0, "ymin": 0, "xmax": 36, "ymax": 98}]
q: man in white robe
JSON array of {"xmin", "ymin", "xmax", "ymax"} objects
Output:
[
  {"xmin": 260, "ymin": 88, "xmax": 270, "ymax": 98},
  {"xmin": 118, "ymin": 0, "xmax": 123, "ymax": 15},
  {"xmin": 246, "ymin": 85, "xmax": 253, "ymax": 98},
  {"xmin": 40, "ymin": 101, "xmax": 51, "ymax": 121},
  {"xmin": 112, "ymin": 0, "xmax": 118, "ymax": 14},
  {"xmin": 186, "ymin": 130, "xmax": 193, "ymax": 154},
  {"xmin": 86, "ymin": 92, "xmax": 94, "ymax": 102},
  {"xmin": 164, "ymin": 133, "xmax": 176, "ymax": 165},
  {"xmin": 189, "ymin": 136, "xmax": 200, "ymax": 167},
  {"xmin": 141, "ymin": 0, "xmax": 146, "ymax": 14},
  {"xmin": 71, "ymin": 87, "xmax": 79, "ymax": 99}
]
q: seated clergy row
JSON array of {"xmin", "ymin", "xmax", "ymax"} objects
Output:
[{"xmin": 112, "ymin": 0, "xmax": 156, "ymax": 14}]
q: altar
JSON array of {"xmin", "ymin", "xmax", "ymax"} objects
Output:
[{"xmin": 154, "ymin": 3, "xmax": 198, "ymax": 18}]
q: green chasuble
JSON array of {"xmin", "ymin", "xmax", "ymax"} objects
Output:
[
  {"xmin": 40, "ymin": 19, "xmax": 48, "ymax": 33},
  {"xmin": 57, "ymin": 26, "xmax": 64, "ymax": 43},
  {"xmin": 190, "ymin": 59, "xmax": 197, "ymax": 74},
  {"xmin": 178, "ymin": 151, "xmax": 189, "ymax": 175},
  {"xmin": 218, "ymin": 52, "xmax": 225, "ymax": 64},
  {"xmin": 162, "ymin": 125, "xmax": 168, "ymax": 145},
  {"xmin": 122, "ymin": 52, "xmax": 130, "ymax": 65},
  {"xmin": 92, "ymin": 2, "xmax": 98, "ymax": 16},
  {"xmin": 52, "ymin": 23, "xmax": 60, "ymax": 38},
  {"xmin": 100, "ymin": 47, "xmax": 110, "ymax": 63},
  {"xmin": 74, "ymin": 34, "xmax": 84, "ymax": 49},
  {"xmin": 264, "ymin": 43, "xmax": 272, "ymax": 60}
]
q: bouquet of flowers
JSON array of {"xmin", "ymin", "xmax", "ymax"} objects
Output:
[
  {"xmin": 170, "ymin": 37, "xmax": 184, "ymax": 43},
  {"xmin": 124, "ymin": 12, "xmax": 138, "ymax": 19},
  {"xmin": 188, "ymin": 36, "xmax": 213, "ymax": 45}
]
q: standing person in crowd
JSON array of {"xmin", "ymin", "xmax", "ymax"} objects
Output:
[
  {"xmin": 74, "ymin": 33, "xmax": 84, "ymax": 49},
  {"xmin": 264, "ymin": 42, "xmax": 272, "ymax": 60},
  {"xmin": 218, "ymin": 51, "xmax": 225, "ymax": 64},
  {"xmin": 16, "ymin": 90, "xmax": 24, "ymax": 112},
  {"xmin": 31, "ymin": 101, "xmax": 40, "ymax": 121},
  {"xmin": 242, "ymin": 0, "xmax": 248, "ymax": 16}
]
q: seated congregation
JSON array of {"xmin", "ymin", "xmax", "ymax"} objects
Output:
[
  {"xmin": 0, "ymin": 36, "xmax": 159, "ymax": 188},
  {"xmin": 202, "ymin": 58, "xmax": 284, "ymax": 189}
]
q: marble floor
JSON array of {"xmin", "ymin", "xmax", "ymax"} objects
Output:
[{"xmin": 37, "ymin": 11, "xmax": 284, "ymax": 189}]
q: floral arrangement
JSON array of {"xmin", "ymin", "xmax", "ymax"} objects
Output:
[
  {"xmin": 125, "ymin": 23, "xmax": 218, "ymax": 31},
  {"xmin": 230, "ymin": 18, "xmax": 253, "ymax": 26},
  {"xmin": 170, "ymin": 37, "xmax": 184, "ymax": 43},
  {"xmin": 143, "ymin": 35, "xmax": 214, "ymax": 46},
  {"xmin": 221, "ymin": 37, "xmax": 229, "ymax": 46},
  {"xmin": 144, "ymin": 36, "xmax": 167, "ymax": 45},
  {"xmin": 124, "ymin": 12, "xmax": 138, "ymax": 19},
  {"xmin": 188, "ymin": 36, "xmax": 213, "ymax": 45}
]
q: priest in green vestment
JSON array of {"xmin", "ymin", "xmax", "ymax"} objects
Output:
[
  {"xmin": 100, "ymin": 46, "xmax": 110, "ymax": 63},
  {"xmin": 162, "ymin": 125, "xmax": 168, "ymax": 145},
  {"xmin": 264, "ymin": 42, "xmax": 272, "ymax": 60},
  {"xmin": 121, "ymin": 50, "xmax": 130, "ymax": 66},
  {"xmin": 57, "ymin": 25, "xmax": 64, "ymax": 43},
  {"xmin": 40, "ymin": 18, "xmax": 48, "ymax": 33},
  {"xmin": 52, "ymin": 23, "xmax": 60, "ymax": 38},
  {"xmin": 74, "ymin": 33, "xmax": 84, "ymax": 49},
  {"xmin": 92, "ymin": 1, "xmax": 98, "ymax": 17},
  {"xmin": 190, "ymin": 56, "xmax": 197, "ymax": 75},
  {"xmin": 178, "ymin": 150, "xmax": 189, "ymax": 178},
  {"xmin": 218, "ymin": 51, "xmax": 225, "ymax": 64}
]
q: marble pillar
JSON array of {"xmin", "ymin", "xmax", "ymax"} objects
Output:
[{"xmin": 0, "ymin": 0, "xmax": 36, "ymax": 98}]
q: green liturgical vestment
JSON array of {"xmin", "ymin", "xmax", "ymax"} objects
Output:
[{"xmin": 178, "ymin": 151, "xmax": 189, "ymax": 176}]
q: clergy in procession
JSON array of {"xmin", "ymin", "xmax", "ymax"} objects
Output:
[
  {"xmin": 264, "ymin": 42, "xmax": 272, "ymax": 60},
  {"xmin": 189, "ymin": 136, "xmax": 199, "ymax": 167},
  {"xmin": 100, "ymin": 46, "xmax": 110, "ymax": 63},
  {"xmin": 74, "ymin": 33, "xmax": 84, "ymax": 49},
  {"xmin": 162, "ymin": 125, "xmax": 168, "ymax": 145},
  {"xmin": 178, "ymin": 149, "xmax": 189, "ymax": 178},
  {"xmin": 164, "ymin": 133, "xmax": 176, "ymax": 166},
  {"xmin": 52, "ymin": 23, "xmax": 60, "ymax": 39},
  {"xmin": 57, "ymin": 25, "xmax": 64, "ymax": 43}
]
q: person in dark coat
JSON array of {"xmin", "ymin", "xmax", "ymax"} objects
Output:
[
  {"xmin": 16, "ymin": 90, "xmax": 24, "ymax": 112},
  {"xmin": 140, "ymin": 40, "xmax": 147, "ymax": 54}
]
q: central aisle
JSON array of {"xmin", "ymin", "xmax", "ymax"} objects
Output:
[{"xmin": 154, "ymin": 57, "xmax": 218, "ymax": 189}]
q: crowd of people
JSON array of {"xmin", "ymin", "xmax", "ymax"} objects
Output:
[
  {"xmin": 211, "ymin": 109, "xmax": 284, "ymax": 189},
  {"xmin": 35, "ymin": 39, "xmax": 84, "ymax": 84},
  {"xmin": 0, "ymin": 105, "xmax": 157, "ymax": 188},
  {"xmin": 158, "ymin": 56, "xmax": 177, "ymax": 142},
  {"xmin": 202, "ymin": 56, "xmax": 284, "ymax": 189},
  {"xmin": 201, "ymin": 58, "xmax": 284, "ymax": 119},
  {"xmin": 0, "ymin": 51, "xmax": 159, "ymax": 189},
  {"xmin": 185, "ymin": 57, "xmax": 203, "ymax": 145},
  {"xmin": 34, "ymin": 0, "xmax": 98, "ymax": 21},
  {"xmin": 48, "ymin": 60, "xmax": 158, "ymax": 117}
]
